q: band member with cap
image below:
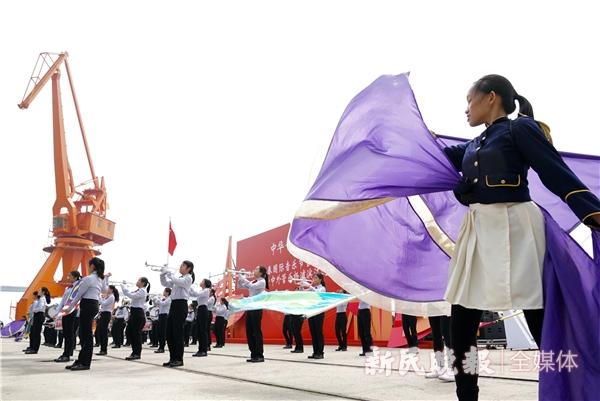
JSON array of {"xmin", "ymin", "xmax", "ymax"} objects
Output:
[{"xmin": 120, "ymin": 277, "xmax": 151, "ymax": 360}]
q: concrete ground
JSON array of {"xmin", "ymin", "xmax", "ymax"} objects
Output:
[{"xmin": 1, "ymin": 339, "xmax": 538, "ymax": 400}]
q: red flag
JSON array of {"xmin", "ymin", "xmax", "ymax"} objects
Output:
[{"xmin": 168, "ymin": 222, "xmax": 177, "ymax": 256}]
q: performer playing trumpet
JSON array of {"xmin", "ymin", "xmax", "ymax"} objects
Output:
[{"xmin": 237, "ymin": 266, "xmax": 269, "ymax": 363}]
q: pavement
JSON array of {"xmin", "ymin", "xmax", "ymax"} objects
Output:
[{"xmin": 1, "ymin": 339, "xmax": 538, "ymax": 400}]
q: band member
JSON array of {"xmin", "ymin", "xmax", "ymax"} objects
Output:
[
  {"xmin": 334, "ymin": 290, "xmax": 348, "ymax": 352},
  {"xmin": 206, "ymin": 289, "xmax": 216, "ymax": 351},
  {"xmin": 65, "ymin": 257, "xmax": 107, "ymax": 371},
  {"xmin": 111, "ymin": 301, "xmax": 129, "ymax": 348},
  {"xmin": 160, "ymin": 260, "xmax": 194, "ymax": 367},
  {"xmin": 190, "ymin": 278, "xmax": 211, "ymax": 357},
  {"xmin": 184, "ymin": 304, "xmax": 195, "ymax": 347},
  {"xmin": 282, "ymin": 313, "xmax": 293, "ymax": 349},
  {"xmin": 357, "ymin": 300, "xmax": 373, "ymax": 356},
  {"xmin": 153, "ymin": 288, "xmax": 172, "ymax": 354},
  {"xmin": 302, "ymin": 273, "xmax": 326, "ymax": 359},
  {"xmin": 120, "ymin": 277, "xmax": 151, "ymax": 360},
  {"xmin": 190, "ymin": 301, "xmax": 198, "ymax": 345},
  {"xmin": 214, "ymin": 298, "xmax": 230, "ymax": 348},
  {"xmin": 402, "ymin": 313, "xmax": 419, "ymax": 354},
  {"xmin": 54, "ymin": 271, "xmax": 81, "ymax": 362},
  {"xmin": 425, "ymin": 315, "xmax": 454, "ymax": 381},
  {"xmin": 238, "ymin": 266, "xmax": 268, "ymax": 363},
  {"xmin": 25, "ymin": 287, "xmax": 51, "ymax": 354},
  {"xmin": 96, "ymin": 285, "xmax": 118, "ymax": 356}
]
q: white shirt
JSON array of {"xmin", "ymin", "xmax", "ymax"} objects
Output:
[
  {"xmin": 31, "ymin": 296, "xmax": 47, "ymax": 313},
  {"xmin": 306, "ymin": 284, "xmax": 325, "ymax": 293},
  {"xmin": 120, "ymin": 286, "xmax": 147, "ymax": 309},
  {"xmin": 68, "ymin": 272, "xmax": 107, "ymax": 310},
  {"xmin": 160, "ymin": 272, "xmax": 193, "ymax": 300},
  {"xmin": 237, "ymin": 276, "xmax": 266, "ymax": 296},
  {"xmin": 115, "ymin": 306, "xmax": 129, "ymax": 319},
  {"xmin": 186, "ymin": 310, "xmax": 195, "ymax": 322},
  {"xmin": 336, "ymin": 302, "xmax": 348, "ymax": 313},
  {"xmin": 190, "ymin": 286, "xmax": 211, "ymax": 306},
  {"xmin": 155, "ymin": 296, "xmax": 172, "ymax": 314},
  {"xmin": 358, "ymin": 300, "xmax": 370, "ymax": 310},
  {"xmin": 215, "ymin": 304, "xmax": 230, "ymax": 319},
  {"xmin": 207, "ymin": 297, "xmax": 216, "ymax": 312},
  {"xmin": 99, "ymin": 294, "xmax": 115, "ymax": 312}
]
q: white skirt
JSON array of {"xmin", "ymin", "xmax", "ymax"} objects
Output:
[{"xmin": 444, "ymin": 202, "xmax": 546, "ymax": 311}]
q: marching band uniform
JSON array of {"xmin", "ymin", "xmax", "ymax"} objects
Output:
[
  {"xmin": 26, "ymin": 295, "xmax": 47, "ymax": 354},
  {"xmin": 55, "ymin": 281, "xmax": 79, "ymax": 361},
  {"xmin": 334, "ymin": 301, "xmax": 348, "ymax": 351},
  {"xmin": 96, "ymin": 293, "xmax": 115, "ymax": 355},
  {"xmin": 237, "ymin": 275, "xmax": 266, "ymax": 362},
  {"xmin": 160, "ymin": 271, "xmax": 193, "ymax": 367},
  {"xmin": 443, "ymin": 116, "xmax": 600, "ymax": 400},
  {"xmin": 190, "ymin": 286, "xmax": 211, "ymax": 357},
  {"xmin": 206, "ymin": 296, "xmax": 216, "ymax": 351},
  {"xmin": 120, "ymin": 285, "xmax": 147, "ymax": 360},
  {"xmin": 357, "ymin": 300, "xmax": 373, "ymax": 356},
  {"xmin": 214, "ymin": 303, "xmax": 229, "ymax": 348},
  {"xmin": 65, "ymin": 271, "xmax": 107, "ymax": 370},
  {"xmin": 282, "ymin": 313, "xmax": 293, "ymax": 349},
  {"xmin": 401, "ymin": 313, "xmax": 418, "ymax": 353},
  {"xmin": 112, "ymin": 305, "xmax": 128, "ymax": 348},
  {"xmin": 184, "ymin": 307, "xmax": 195, "ymax": 347},
  {"xmin": 306, "ymin": 284, "xmax": 326, "ymax": 359},
  {"xmin": 153, "ymin": 295, "xmax": 172, "ymax": 353}
]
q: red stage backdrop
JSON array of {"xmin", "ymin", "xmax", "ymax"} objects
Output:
[{"xmin": 226, "ymin": 223, "xmax": 410, "ymax": 347}]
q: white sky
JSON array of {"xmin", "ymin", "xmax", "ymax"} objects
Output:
[{"xmin": 1, "ymin": 1, "xmax": 599, "ymax": 296}]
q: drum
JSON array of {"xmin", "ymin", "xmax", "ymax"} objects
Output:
[
  {"xmin": 148, "ymin": 306, "xmax": 159, "ymax": 322},
  {"xmin": 47, "ymin": 304, "xmax": 60, "ymax": 319},
  {"xmin": 55, "ymin": 316, "xmax": 63, "ymax": 331},
  {"xmin": 142, "ymin": 319, "xmax": 152, "ymax": 332}
]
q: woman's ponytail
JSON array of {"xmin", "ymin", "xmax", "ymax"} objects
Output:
[{"xmin": 515, "ymin": 94, "xmax": 534, "ymax": 118}]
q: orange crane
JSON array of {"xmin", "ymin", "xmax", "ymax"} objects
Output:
[{"xmin": 15, "ymin": 52, "xmax": 115, "ymax": 319}]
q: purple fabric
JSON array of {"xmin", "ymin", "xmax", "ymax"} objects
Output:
[
  {"xmin": 540, "ymin": 210, "xmax": 600, "ymax": 401},
  {"xmin": 289, "ymin": 73, "xmax": 600, "ymax": 400},
  {"xmin": 290, "ymin": 197, "xmax": 450, "ymax": 302}
]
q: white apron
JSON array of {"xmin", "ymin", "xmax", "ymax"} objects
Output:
[{"xmin": 444, "ymin": 201, "xmax": 546, "ymax": 311}]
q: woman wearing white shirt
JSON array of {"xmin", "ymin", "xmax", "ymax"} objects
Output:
[
  {"xmin": 95, "ymin": 285, "xmax": 119, "ymax": 356},
  {"xmin": 159, "ymin": 260, "xmax": 194, "ymax": 367},
  {"xmin": 54, "ymin": 271, "xmax": 82, "ymax": 362},
  {"xmin": 237, "ymin": 266, "xmax": 268, "ymax": 363},
  {"xmin": 214, "ymin": 298, "xmax": 230, "ymax": 348},
  {"xmin": 65, "ymin": 257, "xmax": 108, "ymax": 371},
  {"xmin": 120, "ymin": 277, "xmax": 150, "ymax": 360},
  {"xmin": 303, "ymin": 273, "xmax": 327, "ymax": 360},
  {"xmin": 24, "ymin": 287, "xmax": 51, "ymax": 354},
  {"xmin": 190, "ymin": 279, "xmax": 212, "ymax": 357},
  {"xmin": 206, "ymin": 289, "xmax": 216, "ymax": 351}
]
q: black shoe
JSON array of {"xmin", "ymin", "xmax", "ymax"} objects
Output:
[
  {"xmin": 214, "ymin": 345, "xmax": 223, "ymax": 348},
  {"xmin": 69, "ymin": 364, "xmax": 90, "ymax": 371},
  {"xmin": 340, "ymin": 348, "xmax": 347, "ymax": 351},
  {"xmin": 54, "ymin": 356, "xmax": 70, "ymax": 362},
  {"xmin": 283, "ymin": 345, "xmax": 292, "ymax": 349},
  {"xmin": 65, "ymin": 361, "xmax": 79, "ymax": 370},
  {"xmin": 192, "ymin": 352, "xmax": 207, "ymax": 357},
  {"xmin": 190, "ymin": 341, "xmax": 197, "ymax": 345},
  {"xmin": 125, "ymin": 354, "xmax": 140, "ymax": 360},
  {"xmin": 154, "ymin": 349, "xmax": 165, "ymax": 353},
  {"xmin": 94, "ymin": 343, "xmax": 99, "ymax": 347},
  {"xmin": 313, "ymin": 354, "xmax": 324, "ymax": 359},
  {"xmin": 22, "ymin": 348, "xmax": 32, "ymax": 352},
  {"xmin": 24, "ymin": 350, "xmax": 38, "ymax": 354},
  {"xmin": 334, "ymin": 347, "xmax": 342, "ymax": 351},
  {"xmin": 184, "ymin": 344, "xmax": 189, "ymax": 347},
  {"xmin": 163, "ymin": 361, "xmax": 174, "ymax": 367},
  {"xmin": 290, "ymin": 349, "xmax": 304, "ymax": 353},
  {"xmin": 169, "ymin": 360, "xmax": 184, "ymax": 367},
  {"xmin": 111, "ymin": 345, "xmax": 121, "ymax": 348},
  {"xmin": 54, "ymin": 344, "xmax": 63, "ymax": 348},
  {"xmin": 246, "ymin": 357, "xmax": 265, "ymax": 363},
  {"xmin": 95, "ymin": 351, "xmax": 107, "ymax": 356}
]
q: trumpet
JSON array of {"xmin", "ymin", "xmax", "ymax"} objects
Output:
[
  {"xmin": 226, "ymin": 269, "xmax": 248, "ymax": 276},
  {"xmin": 109, "ymin": 280, "xmax": 135, "ymax": 286},
  {"xmin": 145, "ymin": 261, "xmax": 178, "ymax": 273}
]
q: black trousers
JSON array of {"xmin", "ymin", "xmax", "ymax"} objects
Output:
[
  {"xmin": 214, "ymin": 316, "xmax": 227, "ymax": 346},
  {"xmin": 308, "ymin": 312, "xmax": 325, "ymax": 356},
  {"xmin": 196, "ymin": 305, "xmax": 208, "ymax": 353},
  {"xmin": 357, "ymin": 309, "xmax": 373, "ymax": 353},
  {"xmin": 335, "ymin": 312, "xmax": 348, "ymax": 349},
  {"xmin": 429, "ymin": 315, "xmax": 451, "ymax": 352},
  {"xmin": 158, "ymin": 313, "xmax": 168, "ymax": 349},
  {"xmin": 128, "ymin": 307, "xmax": 146, "ymax": 356},
  {"xmin": 97, "ymin": 311, "xmax": 111, "ymax": 352},
  {"xmin": 112, "ymin": 318, "xmax": 125, "ymax": 346},
  {"xmin": 451, "ymin": 305, "xmax": 544, "ymax": 401},
  {"xmin": 76, "ymin": 299, "xmax": 99, "ymax": 367},
  {"xmin": 291, "ymin": 315, "xmax": 304, "ymax": 351},
  {"xmin": 283, "ymin": 315, "xmax": 293, "ymax": 346},
  {"xmin": 245, "ymin": 309, "xmax": 264, "ymax": 359},
  {"xmin": 166, "ymin": 300, "xmax": 187, "ymax": 362},
  {"xmin": 73, "ymin": 317, "xmax": 80, "ymax": 346},
  {"xmin": 206, "ymin": 311, "xmax": 213, "ymax": 348},
  {"xmin": 57, "ymin": 330, "xmax": 64, "ymax": 347},
  {"xmin": 184, "ymin": 321, "xmax": 192, "ymax": 346},
  {"xmin": 29, "ymin": 312, "xmax": 45, "ymax": 351},
  {"xmin": 402, "ymin": 314, "xmax": 418, "ymax": 348},
  {"xmin": 190, "ymin": 319, "xmax": 198, "ymax": 344}
]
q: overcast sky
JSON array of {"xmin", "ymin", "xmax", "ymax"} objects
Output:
[{"xmin": 1, "ymin": 1, "xmax": 598, "ymax": 296}]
